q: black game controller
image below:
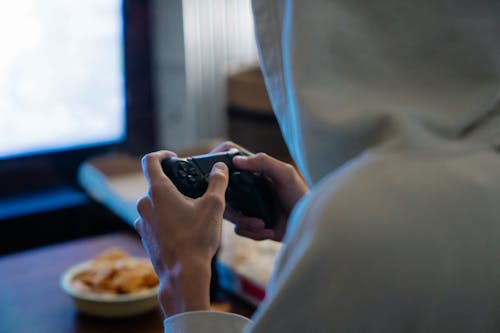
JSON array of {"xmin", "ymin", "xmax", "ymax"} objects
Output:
[{"xmin": 161, "ymin": 149, "xmax": 275, "ymax": 229}]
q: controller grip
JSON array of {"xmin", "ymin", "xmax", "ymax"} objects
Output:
[{"xmin": 161, "ymin": 151, "xmax": 275, "ymax": 229}]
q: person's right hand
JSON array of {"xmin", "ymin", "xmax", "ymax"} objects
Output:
[{"xmin": 210, "ymin": 141, "xmax": 309, "ymax": 242}]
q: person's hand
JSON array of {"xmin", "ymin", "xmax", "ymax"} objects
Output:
[
  {"xmin": 135, "ymin": 150, "xmax": 229, "ymax": 317},
  {"xmin": 210, "ymin": 141, "xmax": 309, "ymax": 242}
]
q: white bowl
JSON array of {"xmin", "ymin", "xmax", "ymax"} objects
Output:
[{"xmin": 60, "ymin": 260, "xmax": 159, "ymax": 318}]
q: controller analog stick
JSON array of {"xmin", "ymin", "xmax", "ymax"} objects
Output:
[{"xmin": 161, "ymin": 150, "xmax": 275, "ymax": 228}]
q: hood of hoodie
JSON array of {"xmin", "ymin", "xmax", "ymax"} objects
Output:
[{"xmin": 252, "ymin": 0, "xmax": 500, "ymax": 185}]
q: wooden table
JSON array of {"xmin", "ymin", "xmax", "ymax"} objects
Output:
[{"xmin": 0, "ymin": 232, "xmax": 254, "ymax": 333}]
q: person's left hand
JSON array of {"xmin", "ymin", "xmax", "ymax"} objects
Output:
[{"xmin": 135, "ymin": 150, "xmax": 229, "ymax": 317}]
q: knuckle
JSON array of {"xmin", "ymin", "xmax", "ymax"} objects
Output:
[
  {"xmin": 136, "ymin": 196, "xmax": 150, "ymax": 214},
  {"xmin": 141, "ymin": 153, "xmax": 155, "ymax": 169},
  {"xmin": 217, "ymin": 141, "xmax": 237, "ymax": 152},
  {"xmin": 223, "ymin": 140, "xmax": 235, "ymax": 148},
  {"xmin": 276, "ymin": 162, "xmax": 297, "ymax": 183},
  {"xmin": 255, "ymin": 152, "xmax": 269, "ymax": 160},
  {"xmin": 282, "ymin": 163, "xmax": 296, "ymax": 176},
  {"xmin": 253, "ymin": 152, "xmax": 270, "ymax": 166},
  {"xmin": 211, "ymin": 169, "xmax": 228, "ymax": 181},
  {"xmin": 204, "ymin": 193, "xmax": 225, "ymax": 210},
  {"xmin": 134, "ymin": 218, "xmax": 144, "ymax": 233},
  {"xmin": 141, "ymin": 153, "xmax": 152, "ymax": 165}
]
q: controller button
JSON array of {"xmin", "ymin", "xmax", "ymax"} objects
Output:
[
  {"xmin": 178, "ymin": 170, "xmax": 187, "ymax": 178},
  {"xmin": 187, "ymin": 175, "xmax": 197, "ymax": 183},
  {"xmin": 178, "ymin": 161, "xmax": 190, "ymax": 171}
]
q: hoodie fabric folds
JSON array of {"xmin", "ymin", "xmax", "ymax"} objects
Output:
[{"xmin": 164, "ymin": 0, "xmax": 500, "ymax": 331}]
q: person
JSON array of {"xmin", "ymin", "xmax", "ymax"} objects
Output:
[{"xmin": 135, "ymin": 0, "xmax": 500, "ymax": 331}]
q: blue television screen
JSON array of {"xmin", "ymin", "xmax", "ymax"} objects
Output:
[{"xmin": 0, "ymin": 0, "xmax": 125, "ymax": 160}]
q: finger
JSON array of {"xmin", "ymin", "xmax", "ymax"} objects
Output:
[
  {"xmin": 135, "ymin": 196, "xmax": 154, "ymax": 233},
  {"xmin": 234, "ymin": 226, "xmax": 275, "ymax": 241},
  {"xmin": 224, "ymin": 207, "xmax": 266, "ymax": 231},
  {"xmin": 136, "ymin": 196, "xmax": 153, "ymax": 218},
  {"xmin": 141, "ymin": 151, "xmax": 186, "ymax": 203},
  {"xmin": 210, "ymin": 141, "xmax": 252, "ymax": 155},
  {"xmin": 134, "ymin": 218, "xmax": 143, "ymax": 234},
  {"xmin": 202, "ymin": 162, "xmax": 229, "ymax": 207},
  {"xmin": 233, "ymin": 152, "xmax": 295, "ymax": 186},
  {"xmin": 141, "ymin": 150, "xmax": 177, "ymax": 184}
]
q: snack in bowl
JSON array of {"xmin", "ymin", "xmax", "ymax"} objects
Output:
[{"xmin": 60, "ymin": 247, "xmax": 160, "ymax": 318}]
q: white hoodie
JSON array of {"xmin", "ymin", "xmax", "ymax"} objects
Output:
[{"xmin": 165, "ymin": 0, "xmax": 500, "ymax": 331}]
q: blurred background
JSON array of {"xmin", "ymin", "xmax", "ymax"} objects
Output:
[{"xmin": 0, "ymin": 0, "xmax": 290, "ymax": 255}]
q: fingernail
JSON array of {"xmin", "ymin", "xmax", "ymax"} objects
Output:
[
  {"xmin": 212, "ymin": 162, "xmax": 227, "ymax": 173},
  {"xmin": 233, "ymin": 156, "xmax": 248, "ymax": 162}
]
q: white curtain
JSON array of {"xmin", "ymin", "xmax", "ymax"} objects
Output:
[
  {"xmin": 153, "ymin": 0, "xmax": 258, "ymax": 151},
  {"xmin": 183, "ymin": 0, "xmax": 258, "ymax": 144}
]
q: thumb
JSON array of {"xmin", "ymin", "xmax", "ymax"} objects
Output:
[{"xmin": 204, "ymin": 162, "xmax": 229, "ymax": 200}]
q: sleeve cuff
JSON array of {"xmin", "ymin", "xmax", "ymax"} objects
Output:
[{"xmin": 164, "ymin": 310, "xmax": 252, "ymax": 333}]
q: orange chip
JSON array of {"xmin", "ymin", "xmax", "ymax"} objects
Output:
[{"xmin": 71, "ymin": 247, "xmax": 158, "ymax": 294}]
